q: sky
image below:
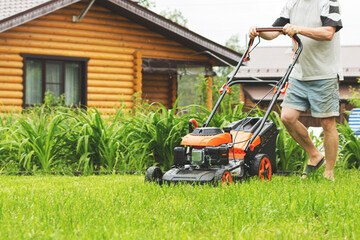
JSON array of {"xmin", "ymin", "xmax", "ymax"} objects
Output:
[{"xmin": 151, "ymin": 0, "xmax": 360, "ymax": 48}]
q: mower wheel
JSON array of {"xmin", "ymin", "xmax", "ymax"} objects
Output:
[
  {"xmin": 215, "ymin": 170, "xmax": 232, "ymax": 187},
  {"xmin": 250, "ymin": 154, "xmax": 272, "ymax": 182},
  {"xmin": 145, "ymin": 166, "xmax": 163, "ymax": 184}
]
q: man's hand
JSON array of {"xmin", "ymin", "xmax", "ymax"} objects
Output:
[
  {"xmin": 248, "ymin": 26, "xmax": 282, "ymax": 40},
  {"xmin": 283, "ymin": 24, "xmax": 300, "ymax": 37},
  {"xmin": 248, "ymin": 26, "xmax": 259, "ymax": 39}
]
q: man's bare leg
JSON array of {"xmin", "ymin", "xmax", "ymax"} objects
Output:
[
  {"xmin": 280, "ymin": 107, "xmax": 324, "ymax": 165},
  {"xmin": 320, "ymin": 117, "xmax": 338, "ymax": 180}
]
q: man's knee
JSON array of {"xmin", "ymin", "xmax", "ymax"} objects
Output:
[
  {"xmin": 320, "ymin": 117, "xmax": 337, "ymax": 132},
  {"xmin": 281, "ymin": 111, "xmax": 297, "ymax": 126}
]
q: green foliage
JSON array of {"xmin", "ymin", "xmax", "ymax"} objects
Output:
[
  {"xmin": 337, "ymin": 120, "xmax": 360, "ymax": 169},
  {"xmin": 347, "ymin": 79, "xmax": 360, "ymax": 108},
  {"xmin": 0, "ymin": 95, "xmax": 355, "ymax": 174},
  {"xmin": 195, "ymin": 74, "xmax": 209, "ymax": 105},
  {"xmin": 160, "ymin": 8, "xmax": 188, "ymax": 27},
  {"xmin": 137, "ymin": 0, "xmax": 155, "ymax": 9},
  {"xmin": 0, "ymin": 105, "xmax": 72, "ymax": 172}
]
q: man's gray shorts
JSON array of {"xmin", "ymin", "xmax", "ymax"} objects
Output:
[{"xmin": 281, "ymin": 77, "xmax": 340, "ymax": 118}]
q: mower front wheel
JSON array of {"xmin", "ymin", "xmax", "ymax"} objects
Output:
[
  {"xmin": 145, "ymin": 166, "xmax": 163, "ymax": 185},
  {"xmin": 250, "ymin": 154, "xmax": 272, "ymax": 182},
  {"xmin": 215, "ymin": 170, "xmax": 232, "ymax": 187}
]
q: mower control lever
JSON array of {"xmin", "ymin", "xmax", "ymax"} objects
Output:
[{"xmin": 189, "ymin": 119, "xmax": 198, "ymax": 133}]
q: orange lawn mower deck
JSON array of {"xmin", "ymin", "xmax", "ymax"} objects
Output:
[{"xmin": 145, "ymin": 27, "xmax": 303, "ymax": 186}]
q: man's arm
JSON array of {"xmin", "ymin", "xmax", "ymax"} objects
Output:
[
  {"xmin": 283, "ymin": 24, "xmax": 336, "ymax": 41},
  {"xmin": 248, "ymin": 26, "xmax": 282, "ymax": 40}
]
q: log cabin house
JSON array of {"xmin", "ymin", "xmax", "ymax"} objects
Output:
[{"xmin": 0, "ymin": 0, "xmax": 241, "ymax": 114}]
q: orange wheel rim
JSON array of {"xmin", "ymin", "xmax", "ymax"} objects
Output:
[
  {"xmin": 222, "ymin": 171, "xmax": 232, "ymax": 187},
  {"xmin": 259, "ymin": 157, "xmax": 272, "ymax": 182}
]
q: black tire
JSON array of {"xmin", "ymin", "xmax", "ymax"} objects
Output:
[
  {"xmin": 214, "ymin": 170, "xmax": 232, "ymax": 187},
  {"xmin": 145, "ymin": 166, "xmax": 163, "ymax": 184},
  {"xmin": 249, "ymin": 154, "xmax": 272, "ymax": 181}
]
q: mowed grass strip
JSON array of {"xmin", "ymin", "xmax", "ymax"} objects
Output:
[{"xmin": 0, "ymin": 170, "xmax": 359, "ymax": 240}]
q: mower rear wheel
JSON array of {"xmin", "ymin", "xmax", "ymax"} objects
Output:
[
  {"xmin": 145, "ymin": 166, "xmax": 163, "ymax": 184},
  {"xmin": 250, "ymin": 154, "xmax": 272, "ymax": 181}
]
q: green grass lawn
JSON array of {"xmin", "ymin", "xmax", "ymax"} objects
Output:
[{"xmin": 0, "ymin": 170, "xmax": 359, "ymax": 240}]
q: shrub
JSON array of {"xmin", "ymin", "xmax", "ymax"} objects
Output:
[{"xmin": 337, "ymin": 120, "xmax": 360, "ymax": 169}]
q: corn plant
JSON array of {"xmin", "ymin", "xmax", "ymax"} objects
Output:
[
  {"xmin": 14, "ymin": 107, "xmax": 70, "ymax": 171},
  {"xmin": 124, "ymin": 100, "xmax": 189, "ymax": 170},
  {"xmin": 69, "ymin": 107, "xmax": 128, "ymax": 172}
]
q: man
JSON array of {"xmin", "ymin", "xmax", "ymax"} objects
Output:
[{"xmin": 249, "ymin": 0, "xmax": 342, "ymax": 181}]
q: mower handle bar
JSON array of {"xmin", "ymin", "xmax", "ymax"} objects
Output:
[
  {"xmin": 256, "ymin": 27, "xmax": 302, "ymax": 46},
  {"xmin": 202, "ymin": 27, "xmax": 303, "ymax": 153}
]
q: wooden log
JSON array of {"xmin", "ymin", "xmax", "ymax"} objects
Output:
[
  {"xmin": 0, "ymin": 76, "xmax": 22, "ymax": 83},
  {"xmin": 2, "ymin": 31, "xmax": 195, "ymax": 54},
  {"xmin": 94, "ymin": 108, "xmax": 117, "ymax": 115},
  {"xmin": 133, "ymin": 51, "xmax": 142, "ymax": 93},
  {"xmin": 206, "ymin": 76, "xmax": 213, "ymax": 110},
  {"xmin": 0, "ymin": 67, "xmax": 22, "ymax": 76},
  {"xmin": 0, "ymin": 98, "xmax": 23, "ymax": 105},
  {"xmin": 0, "ymin": 61, "xmax": 23, "ymax": 68},
  {"xmin": 88, "ymin": 94, "xmax": 132, "ymax": 102},
  {"xmin": 171, "ymin": 73, "xmax": 177, "ymax": 107},
  {"xmin": 87, "ymin": 73, "xmax": 133, "ymax": 81},
  {"xmin": 88, "ymin": 66, "xmax": 133, "ymax": 75},
  {"xmin": 0, "ymin": 38, "xmax": 134, "ymax": 55},
  {"xmin": 0, "ymin": 54, "xmax": 22, "ymax": 61},
  {"xmin": 87, "ymin": 101, "xmax": 133, "ymax": 108},
  {"xmin": 27, "ymin": 20, "xmax": 163, "ymax": 39},
  {"xmin": 0, "ymin": 90, "xmax": 23, "ymax": 98},
  {"xmin": 87, "ymin": 87, "xmax": 133, "ymax": 95},
  {"xmin": 143, "ymin": 92, "xmax": 169, "ymax": 99},
  {"xmin": 42, "ymin": 14, "xmax": 146, "ymax": 30},
  {"xmin": 142, "ymin": 74, "xmax": 170, "ymax": 80},
  {"xmin": 54, "ymin": 8, "xmax": 133, "ymax": 22},
  {"xmin": 0, "ymin": 83, "xmax": 23, "ymax": 91},
  {"xmin": 140, "ymin": 49, "xmax": 209, "ymax": 61},
  {"xmin": 88, "ymin": 80, "xmax": 133, "ymax": 88},
  {"xmin": 0, "ymin": 105, "xmax": 22, "ymax": 113},
  {"xmin": 142, "ymin": 87, "xmax": 169, "ymax": 94},
  {"xmin": 88, "ymin": 59, "xmax": 134, "ymax": 68},
  {"xmin": 11, "ymin": 26, "xmax": 182, "ymax": 47},
  {"xmin": 142, "ymin": 81, "xmax": 169, "ymax": 88},
  {"xmin": 0, "ymin": 45, "xmax": 134, "ymax": 61},
  {"xmin": 144, "ymin": 98, "xmax": 169, "ymax": 106}
]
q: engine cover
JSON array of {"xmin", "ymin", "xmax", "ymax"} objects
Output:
[{"xmin": 181, "ymin": 127, "xmax": 232, "ymax": 147}]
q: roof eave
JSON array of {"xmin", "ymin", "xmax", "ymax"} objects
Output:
[{"xmin": 0, "ymin": 0, "xmax": 81, "ymax": 33}]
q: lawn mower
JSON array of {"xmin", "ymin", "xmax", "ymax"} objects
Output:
[{"xmin": 145, "ymin": 27, "xmax": 303, "ymax": 186}]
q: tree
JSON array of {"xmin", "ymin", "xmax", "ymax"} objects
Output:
[
  {"xmin": 160, "ymin": 9, "xmax": 188, "ymax": 27},
  {"xmin": 137, "ymin": 0, "xmax": 155, "ymax": 9},
  {"xmin": 212, "ymin": 34, "xmax": 244, "ymax": 108}
]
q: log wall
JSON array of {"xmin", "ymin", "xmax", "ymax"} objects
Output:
[{"xmin": 0, "ymin": 0, "xmax": 210, "ymax": 113}]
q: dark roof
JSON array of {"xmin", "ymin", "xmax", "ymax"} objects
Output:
[
  {"xmin": 0, "ymin": 0, "xmax": 50, "ymax": 19},
  {"xmin": 0, "ymin": 0, "xmax": 241, "ymax": 66}
]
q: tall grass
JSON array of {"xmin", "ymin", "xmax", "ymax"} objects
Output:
[{"xmin": 0, "ymin": 98, "xmax": 354, "ymax": 174}]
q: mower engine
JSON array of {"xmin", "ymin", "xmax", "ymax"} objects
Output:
[{"xmin": 174, "ymin": 145, "xmax": 229, "ymax": 167}]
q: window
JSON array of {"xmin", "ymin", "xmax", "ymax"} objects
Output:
[{"xmin": 21, "ymin": 54, "xmax": 89, "ymax": 107}]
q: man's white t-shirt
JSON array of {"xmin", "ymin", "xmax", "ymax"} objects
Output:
[{"xmin": 273, "ymin": 0, "xmax": 343, "ymax": 81}]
